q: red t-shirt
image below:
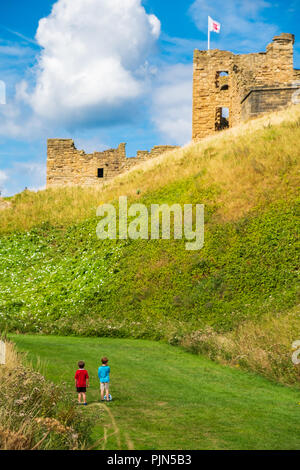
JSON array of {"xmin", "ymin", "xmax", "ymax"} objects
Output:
[{"xmin": 75, "ymin": 369, "xmax": 89, "ymax": 387}]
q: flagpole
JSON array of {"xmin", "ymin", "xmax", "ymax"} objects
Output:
[{"xmin": 208, "ymin": 17, "xmax": 210, "ymax": 50}]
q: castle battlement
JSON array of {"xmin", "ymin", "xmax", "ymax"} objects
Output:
[
  {"xmin": 46, "ymin": 33, "xmax": 299, "ymax": 188},
  {"xmin": 46, "ymin": 140, "xmax": 178, "ymax": 187},
  {"xmin": 192, "ymin": 33, "xmax": 300, "ymax": 139}
]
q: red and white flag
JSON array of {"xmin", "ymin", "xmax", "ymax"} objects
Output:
[{"xmin": 208, "ymin": 16, "xmax": 221, "ymax": 34}]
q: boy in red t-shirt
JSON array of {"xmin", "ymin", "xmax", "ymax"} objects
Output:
[{"xmin": 75, "ymin": 361, "xmax": 89, "ymax": 405}]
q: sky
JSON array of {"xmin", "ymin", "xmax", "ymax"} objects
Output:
[{"xmin": 0, "ymin": 0, "xmax": 299, "ymax": 196}]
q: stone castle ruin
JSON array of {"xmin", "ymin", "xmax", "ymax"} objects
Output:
[
  {"xmin": 47, "ymin": 141, "xmax": 179, "ymax": 187},
  {"xmin": 47, "ymin": 33, "xmax": 299, "ymax": 187},
  {"xmin": 192, "ymin": 33, "xmax": 300, "ymax": 139}
]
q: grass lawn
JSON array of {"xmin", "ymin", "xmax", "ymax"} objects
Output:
[{"xmin": 10, "ymin": 334, "xmax": 300, "ymax": 450}]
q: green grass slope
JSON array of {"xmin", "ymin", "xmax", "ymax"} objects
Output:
[
  {"xmin": 10, "ymin": 334, "xmax": 300, "ymax": 450},
  {"xmin": 1, "ymin": 106, "xmax": 299, "ymax": 384}
]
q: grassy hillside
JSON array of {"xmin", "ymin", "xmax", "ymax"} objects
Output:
[
  {"xmin": 10, "ymin": 334, "xmax": 300, "ymax": 450},
  {"xmin": 1, "ymin": 105, "xmax": 299, "ymax": 384},
  {"xmin": 1, "ymin": 105, "xmax": 299, "ymax": 233}
]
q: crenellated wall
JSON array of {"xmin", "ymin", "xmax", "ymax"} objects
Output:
[
  {"xmin": 47, "ymin": 33, "xmax": 299, "ymax": 188},
  {"xmin": 46, "ymin": 140, "xmax": 179, "ymax": 187}
]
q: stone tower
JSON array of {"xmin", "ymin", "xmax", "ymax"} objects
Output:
[{"xmin": 192, "ymin": 33, "xmax": 300, "ymax": 140}]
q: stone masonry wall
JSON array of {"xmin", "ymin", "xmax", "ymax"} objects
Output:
[
  {"xmin": 193, "ymin": 33, "xmax": 297, "ymax": 139},
  {"xmin": 46, "ymin": 140, "xmax": 178, "ymax": 188},
  {"xmin": 241, "ymin": 84, "xmax": 300, "ymax": 120}
]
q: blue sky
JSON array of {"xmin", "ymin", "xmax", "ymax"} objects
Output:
[{"xmin": 0, "ymin": 0, "xmax": 299, "ymax": 196}]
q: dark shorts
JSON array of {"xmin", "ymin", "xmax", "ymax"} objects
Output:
[{"xmin": 77, "ymin": 387, "xmax": 86, "ymax": 393}]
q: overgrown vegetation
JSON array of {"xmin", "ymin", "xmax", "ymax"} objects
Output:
[
  {"xmin": 0, "ymin": 341, "xmax": 93, "ymax": 450},
  {"xmin": 0, "ymin": 105, "xmax": 299, "ymax": 385},
  {"xmin": 180, "ymin": 305, "xmax": 300, "ymax": 385}
]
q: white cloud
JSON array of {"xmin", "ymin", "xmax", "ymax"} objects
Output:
[
  {"xmin": 16, "ymin": 162, "xmax": 46, "ymax": 186},
  {"xmin": 152, "ymin": 64, "xmax": 193, "ymax": 145},
  {"xmin": 189, "ymin": 0, "xmax": 278, "ymax": 52},
  {"xmin": 0, "ymin": 161, "xmax": 46, "ymax": 197},
  {"xmin": 0, "ymin": 169, "xmax": 8, "ymax": 195},
  {"xmin": 0, "ymin": 101, "xmax": 48, "ymax": 139},
  {"xmin": 0, "ymin": 44, "xmax": 33, "ymax": 57},
  {"xmin": 22, "ymin": 0, "xmax": 160, "ymax": 128},
  {"xmin": 13, "ymin": 162, "xmax": 46, "ymax": 195},
  {"xmin": 0, "ymin": 169, "xmax": 8, "ymax": 185}
]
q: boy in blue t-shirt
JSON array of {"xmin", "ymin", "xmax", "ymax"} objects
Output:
[{"xmin": 98, "ymin": 357, "xmax": 110, "ymax": 402}]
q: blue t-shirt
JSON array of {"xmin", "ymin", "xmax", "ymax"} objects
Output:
[{"xmin": 98, "ymin": 365, "xmax": 110, "ymax": 383}]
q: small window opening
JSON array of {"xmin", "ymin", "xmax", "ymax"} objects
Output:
[
  {"xmin": 97, "ymin": 168, "xmax": 104, "ymax": 178},
  {"xmin": 215, "ymin": 71, "xmax": 229, "ymax": 89},
  {"xmin": 215, "ymin": 107, "xmax": 229, "ymax": 131}
]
